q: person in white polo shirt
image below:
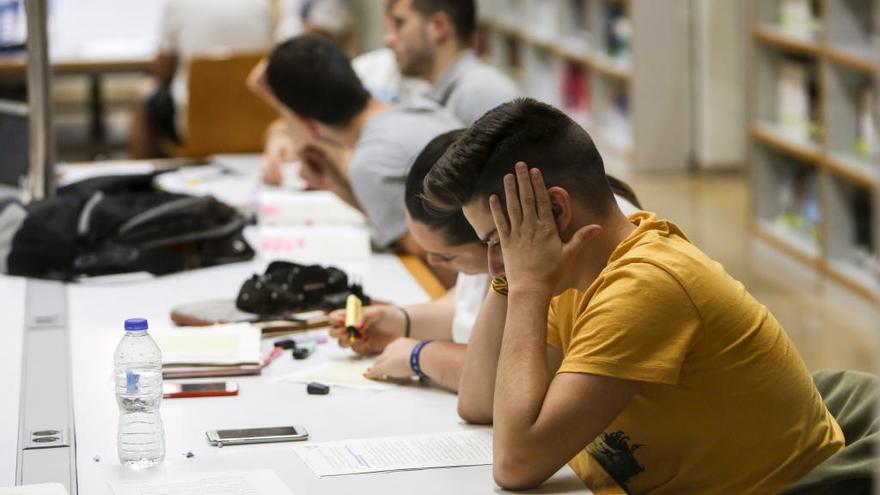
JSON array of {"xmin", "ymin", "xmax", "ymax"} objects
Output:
[{"xmin": 130, "ymin": 0, "xmax": 275, "ymax": 158}]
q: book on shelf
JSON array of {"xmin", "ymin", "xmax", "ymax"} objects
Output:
[
  {"xmin": 494, "ymin": 33, "xmax": 523, "ymax": 81},
  {"xmin": 502, "ymin": 0, "xmax": 527, "ymax": 25},
  {"xmin": 777, "ymin": 58, "xmax": 814, "ymax": 143},
  {"xmin": 528, "ymin": 0, "xmax": 557, "ymax": 41},
  {"xmin": 562, "ymin": 61, "xmax": 591, "ymax": 122},
  {"xmin": 525, "ymin": 47, "xmax": 562, "ymax": 107},
  {"xmin": 778, "ymin": 0, "xmax": 819, "ymax": 40},
  {"xmin": 0, "ymin": 0, "xmax": 26, "ymax": 49},
  {"xmin": 481, "ymin": 30, "xmax": 523, "ymax": 82},
  {"xmin": 851, "ymin": 187, "xmax": 873, "ymax": 253},
  {"xmin": 856, "ymin": 86, "xmax": 877, "ymax": 160},
  {"xmin": 561, "ymin": 0, "xmax": 590, "ymax": 51},
  {"xmin": 602, "ymin": 2, "xmax": 631, "ymax": 66},
  {"xmin": 849, "ymin": 188, "xmax": 878, "ymax": 282},
  {"xmin": 479, "ymin": 0, "xmax": 503, "ymax": 20},
  {"xmin": 777, "ymin": 163, "xmax": 820, "ymax": 241},
  {"xmin": 600, "ymin": 82, "xmax": 631, "ymax": 150}
]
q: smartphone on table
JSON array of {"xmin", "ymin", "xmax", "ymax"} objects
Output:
[
  {"xmin": 163, "ymin": 381, "xmax": 239, "ymax": 399},
  {"xmin": 206, "ymin": 426, "xmax": 309, "ymax": 446}
]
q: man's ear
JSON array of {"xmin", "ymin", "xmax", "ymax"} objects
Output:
[
  {"xmin": 547, "ymin": 187, "xmax": 573, "ymax": 234},
  {"xmin": 426, "ymin": 10, "xmax": 454, "ymax": 45}
]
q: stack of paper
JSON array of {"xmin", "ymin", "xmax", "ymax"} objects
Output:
[
  {"xmin": 259, "ymin": 190, "xmax": 365, "ymax": 226},
  {"xmin": 152, "ymin": 323, "xmax": 262, "ymax": 378},
  {"xmin": 255, "ymin": 225, "xmax": 371, "ymax": 263}
]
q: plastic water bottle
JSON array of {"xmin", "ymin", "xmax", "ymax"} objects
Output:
[{"xmin": 114, "ymin": 318, "xmax": 165, "ymax": 467}]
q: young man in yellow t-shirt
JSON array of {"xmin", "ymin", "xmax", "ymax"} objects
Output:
[{"xmin": 422, "ymin": 98, "xmax": 844, "ymax": 494}]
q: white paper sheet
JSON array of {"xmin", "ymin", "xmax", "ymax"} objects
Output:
[
  {"xmin": 152, "ymin": 323, "xmax": 262, "ymax": 366},
  {"xmin": 108, "ymin": 469, "xmax": 293, "ymax": 495},
  {"xmin": 0, "ymin": 484, "xmax": 68, "ymax": 495},
  {"xmin": 292, "ymin": 430, "xmax": 493, "ymax": 477},
  {"xmin": 155, "ymin": 166, "xmax": 260, "ymax": 211},
  {"xmin": 255, "ymin": 226, "xmax": 371, "ymax": 263},
  {"xmin": 276, "ymin": 357, "xmax": 392, "ymax": 391}
]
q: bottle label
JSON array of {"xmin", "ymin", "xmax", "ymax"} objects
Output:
[{"xmin": 126, "ymin": 369, "xmax": 139, "ymax": 395}]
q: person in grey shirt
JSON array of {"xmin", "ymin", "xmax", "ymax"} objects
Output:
[
  {"xmin": 264, "ymin": 34, "xmax": 460, "ymax": 249},
  {"xmin": 385, "ymin": 0, "xmax": 520, "ymax": 125}
]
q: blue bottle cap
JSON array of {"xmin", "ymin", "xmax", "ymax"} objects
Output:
[{"xmin": 124, "ymin": 318, "xmax": 149, "ymax": 331}]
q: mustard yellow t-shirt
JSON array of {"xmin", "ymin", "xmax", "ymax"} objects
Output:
[{"xmin": 548, "ymin": 211, "xmax": 843, "ymax": 495}]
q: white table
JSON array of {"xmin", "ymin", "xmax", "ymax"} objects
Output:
[
  {"xmin": 65, "ymin": 257, "xmax": 588, "ymax": 494},
  {"xmin": 7, "ymin": 156, "xmax": 590, "ymax": 492},
  {"xmin": 0, "ymin": 276, "xmax": 26, "ymax": 486}
]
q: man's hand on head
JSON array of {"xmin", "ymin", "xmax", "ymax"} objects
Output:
[{"xmin": 490, "ymin": 162, "xmax": 593, "ymax": 293}]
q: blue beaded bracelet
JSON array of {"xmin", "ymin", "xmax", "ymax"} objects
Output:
[{"xmin": 410, "ymin": 340, "xmax": 433, "ymax": 382}]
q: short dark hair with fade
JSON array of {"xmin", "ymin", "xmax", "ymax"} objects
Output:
[
  {"xmin": 265, "ymin": 34, "xmax": 370, "ymax": 127},
  {"xmin": 390, "ymin": 0, "xmax": 477, "ymax": 44},
  {"xmin": 423, "ymin": 98, "xmax": 616, "ymax": 219},
  {"xmin": 405, "ymin": 129, "xmax": 479, "ymax": 246}
]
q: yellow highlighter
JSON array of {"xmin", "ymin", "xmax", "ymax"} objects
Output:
[{"xmin": 345, "ymin": 294, "xmax": 363, "ymax": 344}]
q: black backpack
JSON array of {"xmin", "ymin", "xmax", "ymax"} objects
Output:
[{"xmin": 4, "ymin": 172, "xmax": 254, "ymax": 280}]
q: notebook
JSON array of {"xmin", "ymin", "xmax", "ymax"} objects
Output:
[{"xmin": 152, "ymin": 323, "xmax": 262, "ymax": 378}]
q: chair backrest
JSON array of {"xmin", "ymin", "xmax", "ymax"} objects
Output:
[{"xmin": 180, "ymin": 52, "xmax": 276, "ymax": 158}]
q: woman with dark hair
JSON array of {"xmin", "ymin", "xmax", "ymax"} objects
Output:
[{"xmin": 328, "ymin": 129, "xmax": 643, "ymax": 392}]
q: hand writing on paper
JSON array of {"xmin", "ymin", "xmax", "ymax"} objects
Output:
[
  {"xmin": 364, "ymin": 337, "xmax": 418, "ymax": 381},
  {"xmin": 328, "ymin": 305, "xmax": 407, "ymax": 355},
  {"xmin": 491, "ymin": 162, "xmax": 594, "ymax": 292}
]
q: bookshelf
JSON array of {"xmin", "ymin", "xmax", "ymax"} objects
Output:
[
  {"xmin": 476, "ymin": 0, "xmax": 691, "ymax": 176},
  {"xmin": 748, "ymin": 0, "xmax": 880, "ymax": 301}
]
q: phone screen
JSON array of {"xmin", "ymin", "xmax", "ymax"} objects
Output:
[
  {"xmin": 179, "ymin": 382, "xmax": 228, "ymax": 392},
  {"xmin": 216, "ymin": 427, "xmax": 300, "ymax": 440}
]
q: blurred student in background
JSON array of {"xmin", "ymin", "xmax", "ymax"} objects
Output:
[
  {"xmin": 259, "ymin": 0, "xmax": 520, "ymax": 187},
  {"xmin": 262, "ymin": 34, "xmax": 459, "ymax": 252},
  {"xmin": 130, "ymin": 0, "xmax": 275, "ymax": 158},
  {"xmin": 254, "ymin": 0, "xmax": 431, "ymax": 186},
  {"xmin": 384, "ymin": 0, "xmax": 518, "ymax": 125}
]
